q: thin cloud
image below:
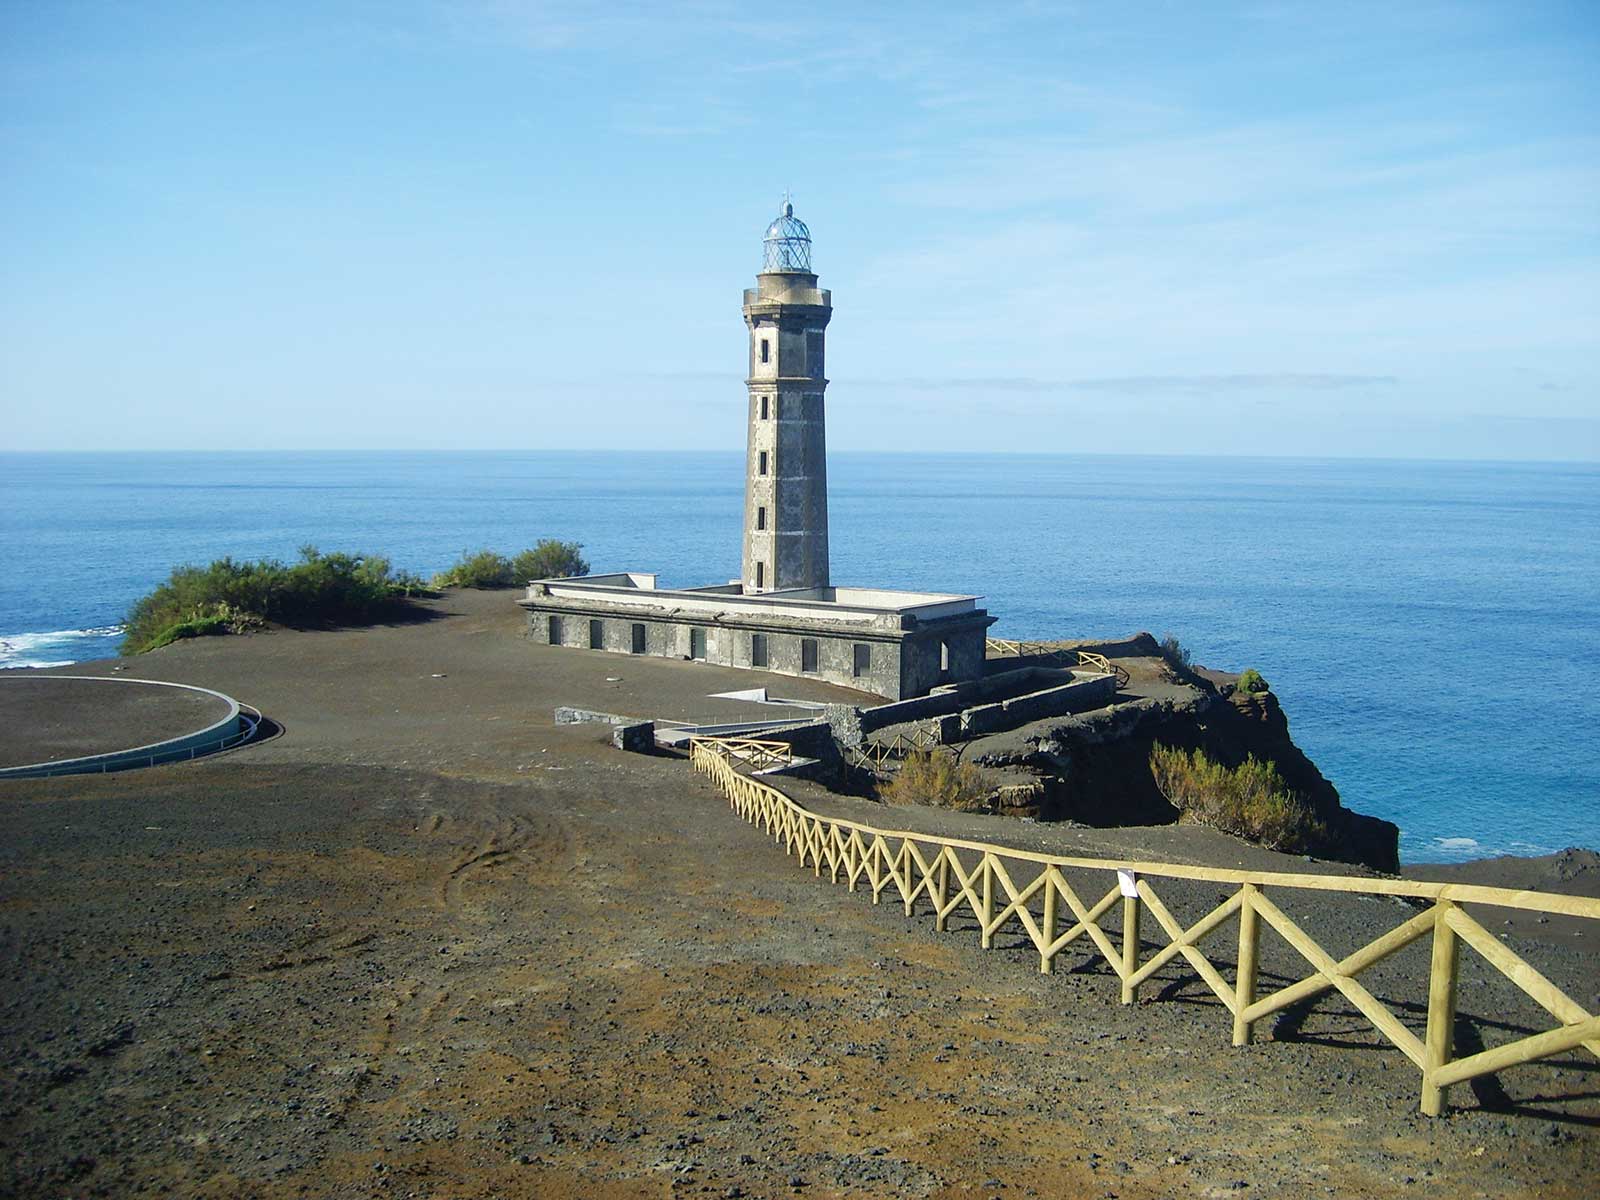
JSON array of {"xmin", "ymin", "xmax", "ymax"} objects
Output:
[{"xmin": 846, "ymin": 373, "xmax": 1399, "ymax": 394}]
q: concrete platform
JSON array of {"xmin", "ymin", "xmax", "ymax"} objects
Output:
[{"xmin": 0, "ymin": 675, "xmax": 243, "ymax": 774}]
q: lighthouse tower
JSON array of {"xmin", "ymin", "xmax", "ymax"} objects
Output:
[{"xmin": 741, "ymin": 198, "xmax": 833, "ymax": 593}]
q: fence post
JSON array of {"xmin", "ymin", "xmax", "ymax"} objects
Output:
[
  {"xmin": 1233, "ymin": 883, "xmax": 1260, "ymax": 1046},
  {"xmin": 980, "ymin": 855, "xmax": 995, "ymax": 949},
  {"xmin": 1119, "ymin": 870, "xmax": 1141, "ymax": 1005},
  {"xmin": 1422, "ymin": 899, "xmax": 1461, "ymax": 1116},
  {"xmin": 935, "ymin": 852, "xmax": 950, "ymax": 931},
  {"xmin": 901, "ymin": 843, "xmax": 915, "ymax": 917},
  {"xmin": 1040, "ymin": 871, "xmax": 1058, "ymax": 974}
]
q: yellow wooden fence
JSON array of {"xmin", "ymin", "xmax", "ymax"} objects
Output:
[
  {"xmin": 986, "ymin": 639, "xmax": 1130, "ymax": 688},
  {"xmin": 849, "ymin": 725, "xmax": 941, "ymax": 772},
  {"xmin": 690, "ymin": 736, "xmax": 794, "ymax": 772},
  {"xmin": 690, "ymin": 740, "xmax": 1600, "ymax": 1115}
]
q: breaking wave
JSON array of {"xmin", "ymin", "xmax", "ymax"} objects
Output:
[{"xmin": 0, "ymin": 626, "xmax": 124, "ymax": 670}]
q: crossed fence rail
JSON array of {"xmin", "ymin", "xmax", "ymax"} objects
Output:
[
  {"xmin": 687, "ymin": 736, "xmax": 794, "ymax": 772},
  {"xmin": 986, "ymin": 639, "xmax": 1131, "ymax": 688},
  {"xmin": 849, "ymin": 725, "xmax": 940, "ymax": 772},
  {"xmin": 690, "ymin": 740, "xmax": 1600, "ymax": 1115}
]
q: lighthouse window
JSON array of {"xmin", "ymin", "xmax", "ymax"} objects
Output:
[
  {"xmin": 807, "ymin": 331, "xmax": 824, "ymax": 376},
  {"xmin": 760, "ymin": 395, "xmax": 769, "ymax": 419},
  {"xmin": 801, "ymin": 638, "xmax": 819, "ymax": 673},
  {"xmin": 757, "ymin": 506, "xmax": 766, "ymax": 530},
  {"xmin": 760, "ymin": 338, "xmax": 770, "ymax": 363},
  {"xmin": 758, "ymin": 451, "xmax": 768, "ymax": 475}
]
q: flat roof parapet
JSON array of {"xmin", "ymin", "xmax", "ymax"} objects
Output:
[{"xmin": 522, "ymin": 575, "xmax": 985, "ymax": 627}]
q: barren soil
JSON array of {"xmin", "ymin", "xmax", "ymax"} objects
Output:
[
  {"xmin": 1, "ymin": 590, "xmax": 1595, "ymax": 1199},
  {"xmin": 0, "ymin": 676, "xmax": 234, "ymax": 768}
]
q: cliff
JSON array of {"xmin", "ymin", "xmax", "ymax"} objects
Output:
[{"xmin": 962, "ymin": 634, "xmax": 1401, "ymax": 873}]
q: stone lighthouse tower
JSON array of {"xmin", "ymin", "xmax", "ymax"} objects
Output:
[{"xmin": 741, "ymin": 197, "xmax": 833, "ymax": 593}]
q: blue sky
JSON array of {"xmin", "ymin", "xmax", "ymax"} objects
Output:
[{"xmin": 2, "ymin": 2, "xmax": 1596, "ymax": 458}]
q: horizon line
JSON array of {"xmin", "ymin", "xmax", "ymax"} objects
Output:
[{"xmin": 1, "ymin": 448, "xmax": 1597, "ymax": 467}]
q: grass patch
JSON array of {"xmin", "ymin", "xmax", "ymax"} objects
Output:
[
  {"xmin": 123, "ymin": 547, "xmax": 428, "ymax": 656},
  {"xmin": 1149, "ymin": 743, "xmax": 1327, "ymax": 853},
  {"xmin": 881, "ymin": 749, "xmax": 991, "ymax": 812}
]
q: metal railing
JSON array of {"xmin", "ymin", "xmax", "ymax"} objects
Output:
[
  {"xmin": 691, "ymin": 741, "xmax": 1600, "ymax": 1116},
  {"xmin": 2, "ymin": 706, "xmax": 264, "ymax": 779}
]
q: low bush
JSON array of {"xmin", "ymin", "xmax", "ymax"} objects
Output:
[
  {"xmin": 122, "ymin": 546, "xmax": 424, "ymax": 655},
  {"xmin": 1158, "ymin": 632, "xmax": 1192, "ymax": 673},
  {"xmin": 1149, "ymin": 743, "xmax": 1327, "ymax": 853},
  {"xmin": 431, "ymin": 549, "xmax": 516, "ymax": 590},
  {"xmin": 881, "ymin": 749, "xmax": 991, "ymax": 812},
  {"xmin": 1236, "ymin": 668, "xmax": 1269, "ymax": 694},
  {"xmin": 511, "ymin": 540, "xmax": 590, "ymax": 581}
]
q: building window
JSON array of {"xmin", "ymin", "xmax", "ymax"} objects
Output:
[
  {"xmin": 751, "ymin": 632, "xmax": 768, "ymax": 667},
  {"xmin": 760, "ymin": 395, "xmax": 769, "ymax": 420},
  {"xmin": 760, "ymin": 338, "xmax": 770, "ymax": 363},
  {"xmin": 757, "ymin": 506, "xmax": 766, "ymax": 530},
  {"xmin": 755, "ymin": 562, "xmax": 764, "ymax": 589},
  {"xmin": 589, "ymin": 619, "xmax": 604, "ymax": 650},
  {"xmin": 548, "ymin": 615, "xmax": 562, "ymax": 644},
  {"xmin": 758, "ymin": 450, "xmax": 768, "ymax": 475},
  {"xmin": 807, "ymin": 331, "xmax": 824, "ymax": 377},
  {"xmin": 801, "ymin": 638, "xmax": 819, "ymax": 673},
  {"xmin": 940, "ymin": 639, "xmax": 951, "ymax": 674},
  {"xmin": 631, "ymin": 623, "xmax": 646, "ymax": 654},
  {"xmin": 853, "ymin": 643, "xmax": 870, "ymax": 677},
  {"xmin": 690, "ymin": 627, "xmax": 707, "ymax": 660}
]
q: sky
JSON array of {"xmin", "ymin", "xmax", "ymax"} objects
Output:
[{"xmin": 1, "ymin": 1, "xmax": 1597, "ymax": 458}]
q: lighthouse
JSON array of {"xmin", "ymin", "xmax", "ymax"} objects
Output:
[{"xmin": 741, "ymin": 198, "xmax": 833, "ymax": 593}]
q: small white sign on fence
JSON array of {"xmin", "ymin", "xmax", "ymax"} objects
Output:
[{"xmin": 1117, "ymin": 869, "xmax": 1139, "ymax": 898}]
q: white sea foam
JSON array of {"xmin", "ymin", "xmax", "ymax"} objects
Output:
[
  {"xmin": 1435, "ymin": 837, "xmax": 1481, "ymax": 850},
  {"xmin": 0, "ymin": 626, "xmax": 124, "ymax": 669}
]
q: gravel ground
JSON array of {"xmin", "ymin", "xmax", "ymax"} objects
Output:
[
  {"xmin": 0, "ymin": 676, "xmax": 234, "ymax": 768},
  {"xmin": 1, "ymin": 590, "xmax": 1594, "ymax": 1198}
]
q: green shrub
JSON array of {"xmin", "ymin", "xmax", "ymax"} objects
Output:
[
  {"xmin": 511, "ymin": 540, "xmax": 590, "ymax": 581},
  {"xmin": 122, "ymin": 546, "xmax": 422, "ymax": 655},
  {"xmin": 1149, "ymin": 743, "xmax": 1326, "ymax": 853},
  {"xmin": 1237, "ymin": 668, "xmax": 1269, "ymax": 694},
  {"xmin": 881, "ymin": 750, "xmax": 991, "ymax": 812},
  {"xmin": 431, "ymin": 549, "xmax": 515, "ymax": 589},
  {"xmin": 1158, "ymin": 633, "xmax": 1192, "ymax": 673},
  {"xmin": 139, "ymin": 613, "xmax": 232, "ymax": 653}
]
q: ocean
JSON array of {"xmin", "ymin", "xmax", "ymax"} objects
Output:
[{"xmin": 2, "ymin": 451, "xmax": 1596, "ymax": 864}]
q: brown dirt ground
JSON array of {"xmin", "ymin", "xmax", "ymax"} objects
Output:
[{"xmin": 1, "ymin": 590, "xmax": 1594, "ymax": 1199}]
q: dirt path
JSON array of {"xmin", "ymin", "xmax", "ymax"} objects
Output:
[{"xmin": 1, "ymin": 591, "xmax": 1594, "ymax": 1198}]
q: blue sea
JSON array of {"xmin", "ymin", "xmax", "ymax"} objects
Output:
[{"xmin": 2, "ymin": 451, "xmax": 1596, "ymax": 865}]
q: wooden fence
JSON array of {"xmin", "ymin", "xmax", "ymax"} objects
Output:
[
  {"xmin": 849, "ymin": 725, "xmax": 940, "ymax": 772},
  {"xmin": 689, "ymin": 736, "xmax": 794, "ymax": 772},
  {"xmin": 690, "ymin": 741, "xmax": 1600, "ymax": 1115},
  {"xmin": 986, "ymin": 639, "xmax": 1130, "ymax": 688}
]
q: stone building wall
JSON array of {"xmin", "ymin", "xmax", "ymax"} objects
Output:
[{"xmin": 529, "ymin": 608, "xmax": 906, "ymax": 697}]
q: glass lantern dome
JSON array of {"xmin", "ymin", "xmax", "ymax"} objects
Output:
[{"xmin": 762, "ymin": 196, "xmax": 813, "ymax": 272}]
